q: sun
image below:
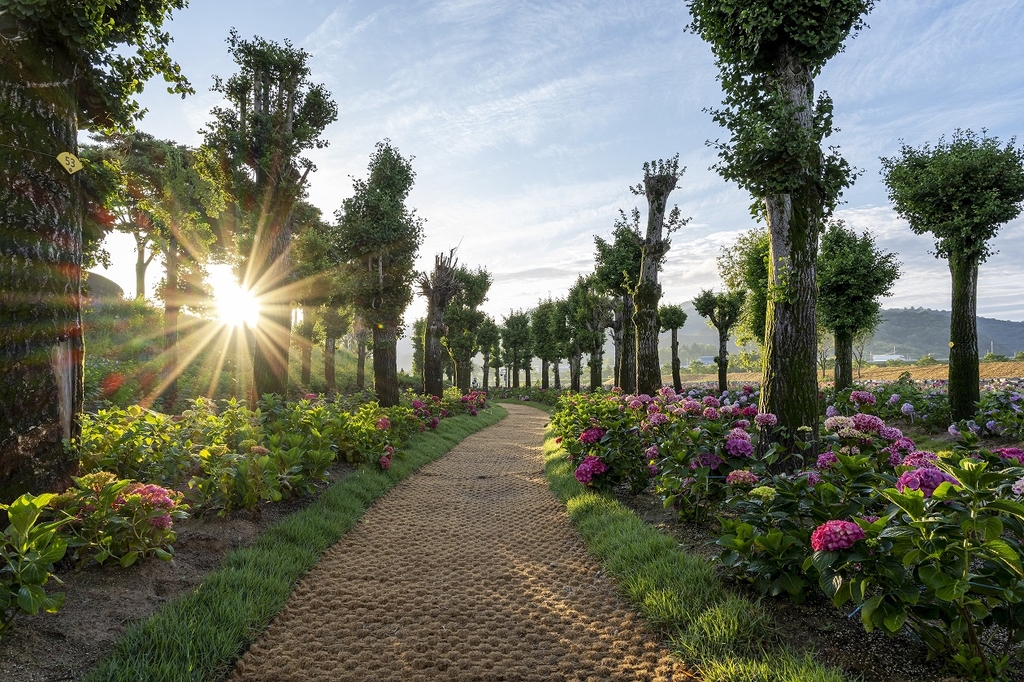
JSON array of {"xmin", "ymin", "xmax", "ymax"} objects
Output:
[{"xmin": 208, "ymin": 265, "xmax": 261, "ymax": 328}]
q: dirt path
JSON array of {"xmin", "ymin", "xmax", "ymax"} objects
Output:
[{"xmin": 229, "ymin": 404, "xmax": 693, "ymax": 681}]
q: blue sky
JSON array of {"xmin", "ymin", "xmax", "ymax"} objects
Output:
[{"xmin": 98, "ymin": 0, "xmax": 1024, "ymax": 325}]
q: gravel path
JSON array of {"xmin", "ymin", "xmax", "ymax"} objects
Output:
[{"xmin": 229, "ymin": 403, "xmax": 694, "ymax": 681}]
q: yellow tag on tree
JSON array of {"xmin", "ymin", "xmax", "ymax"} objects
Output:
[{"xmin": 57, "ymin": 152, "xmax": 83, "ymax": 174}]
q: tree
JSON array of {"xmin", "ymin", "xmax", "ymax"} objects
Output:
[
  {"xmin": 594, "ymin": 209, "xmax": 644, "ymax": 391},
  {"xmin": 658, "ymin": 304, "xmax": 688, "ymax": 392},
  {"xmin": 350, "ymin": 318, "xmax": 371, "ymax": 391},
  {"xmin": 417, "ymin": 249, "xmax": 462, "ymax": 397},
  {"xmin": 568, "ymin": 275, "xmax": 613, "ymax": 392},
  {"xmin": 476, "ymin": 316, "xmax": 500, "ymax": 391},
  {"xmin": 336, "ymin": 141, "xmax": 424, "ymax": 407},
  {"xmin": 530, "ymin": 299, "xmax": 559, "ymax": 389},
  {"xmin": 718, "ymin": 228, "xmax": 770, "ymax": 347},
  {"xmin": 550, "ymin": 298, "xmax": 573, "ymax": 391},
  {"xmin": 1, "ymin": 1, "xmax": 191, "ymax": 500},
  {"xmin": 852, "ymin": 325, "xmax": 875, "ymax": 379},
  {"xmin": 817, "ymin": 221, "xmax": 900, "ymax": 391},
  {"xmin": 320, "ymin": 305, "xmax": 352, "ymax": 392},
  {"xmin": 205, "ymin": 30, "xmax": 337, "ymax": 400},
  {"xmin": 444, "ymin": 266, "xmax": 491, "ymax": 393},
  {"xmin": 881, "ymin": 130, "xmax": 1024, "ymax": 421},
  {"xmin": 631, "ymin": 157, "xmax": 688, "ymax": 395},
  {"xmin": 689, "ymin": 0, "xmax": 871, "ymax": 454},
  {"xmin": 693, "ymin": 289, "xmax": 746, "ymax": 394},
  {"xmin": 816, "ymin": 326, "xmax": 834, "ymax": 379},
  {"xmin": 501, "ymin": 311, "xmax": 532, "ymax": 389}
]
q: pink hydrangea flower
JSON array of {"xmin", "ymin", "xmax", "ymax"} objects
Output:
[
  {"xmin": 803, "ymin": 470, "xmax": 822, "ymax": 486},
  {"xmin": 851, "ymin": 413, "xmax": 884, "ymax": 434},
  {"xmin": 645, "ymin": 445, "xmax": 659, "ymax": 458},
  {"xmin": 824, "ymin": 416, "xmax": 854, "ymax": 432},
  {"xmin": 726, "ymin": 470, "xmax": 760, "ymax": 486},
  {"xmin": 376, "ymin": 417, "xmax": 391, "ymax": 430},
  {"xmin": 896, "ymin": 467, "xmax": 960, "ymax": 497},
  {"xmin": 742, "ymin": 405, "xmax": 759, "ymax": 417},
  {"xmin": 733, "ymin": 419, "xmax": 750, "ymax": 429},
  {"xmin": 900, "ymin": 451, "xmax": 938, "ymax": 469},
  {"xmin": 628, "ymin": 398, "xmax": 644, "ymax": 410},
  {"xmin": 878, "ymin": 426, "xmax": 904, "ymax": 441},
  {"xmin": 816, "ymin": 451, "xmax": 839, "ymax": 469},
  {"xmin": 703, "ymin": 407, "xmax": 720, "ymax": 420},
  {"xmin": 810, "ymin": 520, "xmax": 865, "ymax": 551},
  {"xmin": 725, "ymin": 437, "xmax": 754, "ymax": 457},
  {"xmin": 574, "ymin": 455, "xmax": 608, "ymax": 484},
  {"xmin": 379, "ymin": 455, "xmax": 392, "ymax": 470},
  {"xmin": 579, "ymin": 427, "xmax": 606, "ymax": 444},
  {"xmin": 646, "ymin": 412, "xmax": 669, "ymax": 427},
  {"xmin": 702, "ymin": 395, "xmax": 721, "ymax": 408},
  {"xmin": 850, "ymin": 391, "xmax": 877, "ymax": 406},
  {"xmin": 753, "ymin": 412, "xmax": 777, "ymax": 428},
  {"xmin": 996, "ymin": 447, "xmax": 1024, "ymax": 464},
  {"xmin": 690, "ymin": 453, "xmax": 723, "ymax": 470},
  {"xmin": 682, "ymin": 399, "xmax": 703, "ymax": 414}
]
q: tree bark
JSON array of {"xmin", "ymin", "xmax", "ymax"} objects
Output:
[
  {"xmin": 635, "ymin": 180, "xmax": 674, "ymax": 395},
  {"xmin": 162, "ymin": 237, "xmax": 179, "ymax": 411},
  {"xmin": 541, "ymin": 358, "xmax": 549, "ymax": 389},
  {"xmin": 423, "ymin": 304, "xmax": 446, "ymax": 397},
  {"xmin": 553, "ymin": 359, "xmax": 562, "ymax": 390},
  {"xmin": 372, "ymin": 324, "xmax": 399, "ymax": 407},
  {"xmin": 717, "ymin": 327, "xmax": 729, "ymax": 395},
  {"xmin": 619, "ymin": 293, "xmax": 636, "ymax": 392},
  {"xmin": 948, "ymin": 256, "xmax": 980, "ymax": 422},
  {"xmin": 833, "ymin": 330, "xmax": 853, "ymax": 392},
  {"xmin": 512, "ymin": 356, "xmax": 520, "ymax": 388},
  {"xmin": 135, "ymin": 234, "xmax": 148, "ymax": 300},
  {"xmin": 324, "ymin": 336, "xmax": 336, "ymax": 391},
  {"xmin": 569, "ymin": 351, "xmax": 582, "ymax": 392},
  {"xmin": 671, "ymin": 328, "xmax": 682, "ymax": 392},
  {"xmin": 356, "ymin": 333, "xmax": 367, "ymax": 390},
  {"xmin": 759, "ymin": 47, "xmax": 820, "ymax": 463},
  {"xmin": 589, "ymin": 345, "xmax": 603, "ymax": 392},
  {"xmin": 525, "ymin": 363, "xmax": 531, "ymax": 388},
  {"xmin": 456, "ymin": 359, "xmax": 472, "ymax": 394},
  {"xmin": 0, "ymin": 44, "xmax": 83, "ymax": 501},
  {"xmin": 481, "ymin": 351, "xmax": 491, "ymax": 391}
]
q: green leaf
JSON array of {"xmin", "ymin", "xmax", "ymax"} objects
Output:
[
  {"xmin": 879, "ymin": 525, "xmax": 918, "ymax": 538},
  {"xmin": 119, "ymin": 551, "xmax": 139, "ymax": 568},
  {"xmin": 983, "ymin": 539, "xmax": 1024, "ymax": 576},
  {"xmin": 882, "ymin": 609, "xmax": 907, "ymax": 633},
  {"xmin": 153, "ymin": 548, "xmax": 173, "ymax": 561},
  {"xmin": 987, "ymin": 499, "xmax": 1024, "ymax": 520},
  {"xmin": 17, "ymin": 585, "xmax": 45, "ymax": 614},
  {"xmin": 811, "ymin": 550, "xmax": 838, "ymax": 573},
  {"xmin": 36, "ymin": 537, "xmax": 67, "ymax": 564},
  {"xmin": 41, "ymin": 592, "xmax": 65, "ymax": 614},
  {"xmin": 860, "ymin": 595, "xmax": 884, "ymax": 632}
]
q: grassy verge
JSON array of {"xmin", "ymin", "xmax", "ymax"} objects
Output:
[
  {"xmin": 84, "ymin": 405, "xmax": 508, "ymax": 682},
  {"xmin": 494, "ymin": 399, "xmax": 554, "ymax": 413},
  {"xmin": 542, "ymin": 430, "xmax": 849, "ymax": 682}
]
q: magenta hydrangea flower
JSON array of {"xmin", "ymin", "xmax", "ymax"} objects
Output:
[
  {"xmin": 645, "ymin": 445, "xmax": 660, "ymax": 459},
  {"xmin": 702, "ymin": 395, "xmax": 721, "ymax": 408},
  {"xmin": 690, "ymin": 452, "xmax": 724, "ymax": 470},
  {"xmin": 816, "ymin": 451, "xmax": 839, "ymax": 469},
  {"xmin": 574, "ymin": 455, "xmax": 608, "ymax": 484},
  {"xmin": 648, "ymin": 464, "xmax": 659, "ymax": 477},
  {"xmin": 638, "ymin": 393, "xmax": 653, "ymax": 404},
  {"xmin": 647, "ymin": 403, "xmax": 662, "ymax": 414},
  {"xmin": 754, "ymin": 412, "xmax": 777, "ymax": 428},
  {"xmin": 878, "ymin": 426, "xmax": 904, "ymax": 441},
  {"xmin": 996, "ymin": 447, "xmax": 1024, "ymax": 464},
  {"xmin": 579, "ymin": 427, "xmax": 606, "ymax": 444},
  {"xmin": 703, "ymin": 407, "xmax": 720, "ymax": 420},
  {"xmin": 896, "ymin": 467, "xmax": 960, "ymax": 497},
  {"xmin": 851, "ymin": 413, "xmax": 884, "ymax": 434},
  {"xmin": 628, "ymin": 398, "xmax": 644, "ymax": 410},
  {"xmin": 741, "ymin": 405, "xmax": 759, "ymax": 417},
  {"xmin": 733, "ymin": 419, "xmax": 751, "ymax": 429},
  {"xmin": 379, "ymin": 455, "xmax": 392, "ymax": 470},
  {"xmin": 412, "ymin": 399, "xmax": 424, "ymax": 409},
  {"xmin": 682, "ymin": 398, "xmax": 703, "ymax": 414},
  {"xmin": 646, "ymin": 412, "xmax": 669, "ymax": 427},
  {"xmin": 850, "ymin": 391, "xmax": 877, "ymax": 406},
  {"xmin": 726, "ymin": 470, "xmax": 760, "ymax": 486},
  {"xmin": 725, "ymin": 437, "xmax": 754, "ymax": 457},
  {"xmin": 304, "ymin": 393, "xmax": 318, "ymax": 401},
  {"xmin": 810, "ymin": 520, "xmax": 865, "ymax": 551},
  {"xmin": 376, "ymin": 416, "xmax": 392, "ymax": 430},
  {"xmin": 803, "ymin": 470, "xmax": 822, "ymax": 486}
]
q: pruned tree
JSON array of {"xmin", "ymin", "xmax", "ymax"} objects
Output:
[
  {"xmin": 476, "ymin": 316, "xmax": 500, "ymax": 391},
  {"xmin": 881, "ymin": 129, "xmax": 1024, "ymax": 421},
  {"xmin": 689, "ymin": 0, "xmax": 871, "ymax": 456},
  {"xmin": 444, "ymin": 266, "xmax": 491, "ymax": 393},
  {"xmin": 594, "ymin": 208, "xmax": 644, "ymax": 391},
  {"xmin": 501, "ymin": 310, "xmax": 532, "ymax": 389},
  {"xmin": 631, "ymin": 157, "xmax": 688, "ymax": 394},
  {"xmin": 320, "ymin": 305, "xmax": 352, "ymax": 392},
  {"xmin": 336, "ymin": 141, "xmax": 424, "ymax": 406},
  {"xmin": 1, "ymin": 0, "xmax": 191, "ymax": 500},
  {"xmin": 693, "ymin": 289, "xmax": 746, "ymax": 394},
  {"xmin": 658, "ymin": 304, "xmax": 688, "ymax": 392},
  {"xmin": 530, "ymin": 299, "xmax": 559, "ymax": 390},
  {"xmin": 568, "ymin": 275, "xmax": 614, "ymax": 392},
  {"xmin": 204, "ymin": 30, "xmax": 337, "ymax": 400},
  {"xmin": 818, "ymin": 221, "xmax": 900, "ymax": 391},
  {"xmin": 418, "ymin": 249, "xmax": 462, "ymax": 397}
]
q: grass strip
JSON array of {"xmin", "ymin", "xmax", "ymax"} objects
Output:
[
  {"xmin": 84, "ymin": 405, "xmax": 508, "ymax": 682},
  {"xmin": 494, "ymin": 398, "xmax": 554, "ymax": 413},
  {"xmin": 542, "ymin": 430, "xmax": 849, "ymax": 682}
]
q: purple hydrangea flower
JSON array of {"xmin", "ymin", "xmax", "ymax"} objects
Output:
[{"xmin": 896, "ymin": 467, "xmax": 959, "ymax": 497}]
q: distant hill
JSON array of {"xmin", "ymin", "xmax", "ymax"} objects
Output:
[{"xmin": 869, "ymin": 308, "xmax": 1024, "ymax": 360}]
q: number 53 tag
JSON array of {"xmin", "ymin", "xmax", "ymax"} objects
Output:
[{"xmin": 57, "ymin": 152, "xmax": 83, "ymax": 174}]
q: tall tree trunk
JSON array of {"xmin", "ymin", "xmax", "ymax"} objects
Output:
[
  {"xmin": 324, "ymin": 337, "xmax": 336, "ymax": 391},
  {"xmin": 717, "ymin": 327, "xmax": 729, "ymax": 395},
  {"xmin": 541, "ymin": 358, "xmax": 549, "ymax": 389},
  {"xmin": 356, "ymin": 333, "xmax": 367, "ymax": 390},
  {"xmin": 635, "ymin": 179, "xmax": 674, "ymax": 395},
  {"xmin": 620, "ymin": 294, "xmax": 637, "ymax": 393},
  {"xmin": 759, "ymin": 47, "xmax": 820, "ymax": 462},
  {"xmin": 512, "ymin": 356, "xmax": 520, "ymax": 388},
  {"xmin": 162, "ymin": 238, "xmax": 179, "ymax": 411},
  {"xmin": 948, "ymin": 256, "xmax": 980, "ymax": 422},
  {"xmin": 300, "ymin": 341, "xmax": 312, "ymax": 387},
  {"xmin": 609, "ymin": 315, "xmax": 622, "ymax": 389},
  {"xmin": 252, "ymin": 206, "xmax": 294, "ymax": 399},
  {"xmin": 0, "ymin": 48, "xmax": 84, "ymax": 501},
  {"xmin": 482, "ymin": 351, "xmax": 491, "ymax": 391},
  {"xmin": 457, "ymin": 359, "xmax": 472, "ymax": 394},
  {"xmin": 423, "ymin": 305, "xmax": 445, "ymax": 397},
  {"xmin": 135, "ymin": 234, "xmax": 148, "ymax": 300},
  {"xmin": 833, "ymin": 329, "xmax": 853, "ymax": 393},
  {"xmin": 569, "ymin": 351, "xmax": 582, "ymax": 392},
  {"xmin": 553, "ymin": 359, "xmax": 562, "ymax": 390},
  {"xmin": 590, "ymin": 344, "xmax": 603, "ymax": 392},
  {"xmin": 671, "ymin": 328, "xmax": 682, "ymax": 393},
  {"xmin": 372, "ymin": 323, "xmax": 399, "ymax": 407},
  {"xmin": 525, "ymin": 362, "xmax": 531, "ymax": 388}
]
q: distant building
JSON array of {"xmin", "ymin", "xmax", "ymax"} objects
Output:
[{"xmin": 871, "ymin": 353, "xmax": 907, "ymax": 363}]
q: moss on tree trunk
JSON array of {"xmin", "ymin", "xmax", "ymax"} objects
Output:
[
  {"xmin": 671, "ymin": 328, "xmax": 682, "ymax": 392},
  {"xmin": 717, "ymin": 327, "xmax": 729, "ymax": 395},
  {"xmin": 834, "ymin": 330, "xmax": 853, "ymax": 392},
  {"xmin": 372, "ymin": 324, "xmax": 399, "ymax": 407},
  {"xmin": 948, "ymin": 256, "xmax": 980, "ymax": 421},
  {"xmin": 619, "ymin": 294, "xmax": 636, "ymax": 392}
]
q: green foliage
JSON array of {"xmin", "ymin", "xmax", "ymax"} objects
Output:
[
  {"xmin": 593, "ymin": 209, "xmax": 644, "ymax": 296},
  {"xmin": 529, "ymin": 299, "xmax": 560, "ymax": 366},
  {"xmin": 52, "ymin": 472, "xmax": 186, "ymax": 568},
  {"xmin": 501, "ymin": 309, "xmax": 533, "ymax": 382},
  {"xmin": 881, "ymin": 129, "xmax": 1024, "ymax": 265},
  {"xmin": 693, "ymin": 289, "xmax": 745, "ymax": 341},
  {"xmin": 658, "ymin": 303, "xmax": 688, "ymax": 334},
  {"xmin": 0, "ymin": 493, "xmax": 67, "ymax": 642},
  {"xmin": 443, "ymin": 265, "xmax": 492, "ymax": 390},
  {"xmin": 5, "ymin": 0, "xmax": 193, "ymax": 129},
  {"xmin": 818, "ymin": 221, "xmax": 900, "ymax": 338},
  {"xmin": 718, "ymin": 228, "xmax": 770, "ymax": 346}
]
